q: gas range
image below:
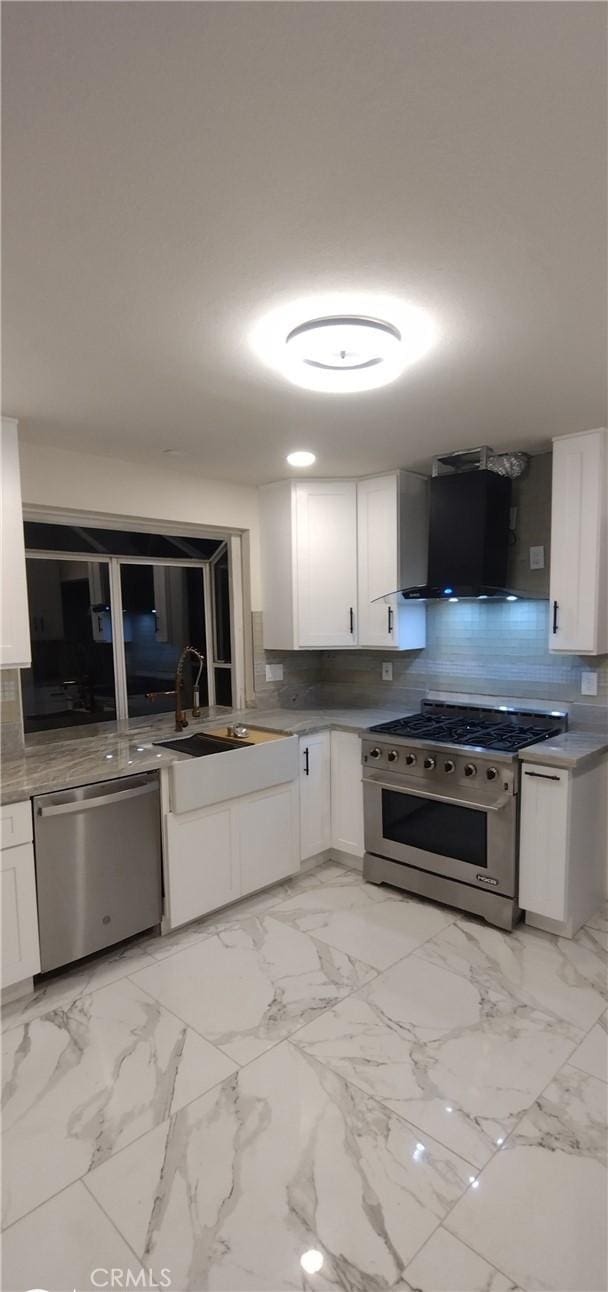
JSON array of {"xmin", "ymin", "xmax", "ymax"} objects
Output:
[
  {"xmin": 367, "ymin": 699, "xmax": 566, "ymax": 761},
  {"xmin": 361, "ymin": 700, "xmax": 567, "ymax": 931}
]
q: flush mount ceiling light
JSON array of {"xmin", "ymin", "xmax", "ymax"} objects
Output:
[
  {"xmin": 250, "ymin": 294, "xmax": 437, "ymax": 393},
  {"xmin": 286, "ymin": 450, "xmax": 316, "ymax": 467}
]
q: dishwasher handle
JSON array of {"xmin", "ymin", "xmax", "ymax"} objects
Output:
[{"xmin": 37, "ymin": 780, "xmax": 158, "ymax": 819}]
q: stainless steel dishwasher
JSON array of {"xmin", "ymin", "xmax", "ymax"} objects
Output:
[{"xmin": 33, "ymin": 773, "xmax": 162, "ymax": 973}]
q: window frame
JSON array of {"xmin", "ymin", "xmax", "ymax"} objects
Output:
[{"xmin": 22, "ymin": 507, "xmax": 251, "ymax": 725}]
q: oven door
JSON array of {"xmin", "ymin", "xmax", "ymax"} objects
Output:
[{"xmin": 363, "ymin": 770, "xmax": 517, "ymax": 895}]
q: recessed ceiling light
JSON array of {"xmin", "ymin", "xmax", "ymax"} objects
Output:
[
  {"xmin": 287, "ymin": 450, "xmax": 316, "ymax": 467},
  {"xmin": 250, "ymin": 294, "xmax": 437, "ymax": 394}
]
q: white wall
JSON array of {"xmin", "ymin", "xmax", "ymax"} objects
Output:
[{"xmin": 18, "ymin": 442, "xmax": 262, "ymax": 608}]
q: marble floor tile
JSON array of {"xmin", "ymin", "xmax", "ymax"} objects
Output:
[
  {"xmin": 87, "ymin": 1040, "xmax": 474, "ymax": 1292},
  {"xmin": 142, "ymin": 862, "xmax": 361, "ymax": 963},
  {"xmin": 577, "ymin": 924, "xmax": 608, "ymax": 959},
  {"xmin": 1, "ymin": 1182, "xmax": 142, "ymax": 1292},
  {"xmin": 413, "ymin": 916, "xmax": 608, "ymax": 1030},
  {"xmin": 131, "ymin": 915, "xmax": 376, "ymax": 1065},
  {"xmin": 1, "ymin": 936, "xmax": 157, "ymax": 1033},
  {"xmin": 403, "ymin": 1227, "xmax": 519, "ymax": 1291},
  {"xmin": 447, "ymin": 1065, "xmax": 608, "ymax": 1292},
  {"xmin": 271, "ymin": 883, "xmax": 455, "ymax": 972},
  {"xmin": 1, "ymin": 977, "xmax": 236, "ymax": 1228},
  {"xmin": 586, "ymin": 900, "xmax": 608, "ymax": 933},
  {"xmin": 293, "ymin": 955, "xmax": 581, "ymax": 1168},
  {"xmin": 569, "ymin": 1010, "xmax": 607, "ymax": 1083}
]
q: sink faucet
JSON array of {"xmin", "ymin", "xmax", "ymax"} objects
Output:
[{"xmin": 146, "ymin": 645, "xmax": 205, "ymax": 731}]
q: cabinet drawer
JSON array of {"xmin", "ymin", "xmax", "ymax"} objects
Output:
[{"xmin": 0, "ymin": 799, "xmax": 33, "ymax": 850}]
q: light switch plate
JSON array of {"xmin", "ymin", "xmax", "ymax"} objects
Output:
[
  {"xmin": 382, "ymin": 662, "xmax": 393, "ymax": 681},
  {"xmin": 529, "ymin": 545, "xmax": 545, "ymax": 570},
  {"xmin": 265, "ymin": 663, "xmax": 284, "ymax": 682},
  {"xmin": 581, "ymin": 670, "xmax": 598, "ymax": 696}
]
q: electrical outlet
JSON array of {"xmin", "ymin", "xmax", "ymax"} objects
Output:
[
  {"xmin": 382, "ymin": 662, "xmax": 393, "ymax": 681},
  {"xmin": 529, "ymin": 545, "xmax": 545, "ymax": 570},
  {"xmin": 265, "ymin": 663, "xmax": 284, "ymax": 682},
  {"xmin": 581, "ymin": 670, "xmax": 598, "ymax": 696}
]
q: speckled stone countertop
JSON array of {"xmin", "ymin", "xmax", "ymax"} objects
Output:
[
  {"xmin": 518, "ymin": 730, "xmax": 608, "ymax": 770},
  {"xmin": 0, "ymin": 705, "xmax": 411, "ymax": 806}
]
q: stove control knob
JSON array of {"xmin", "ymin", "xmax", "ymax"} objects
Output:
[
  {"xmin": 464, "ymin": 763, "xmax": 477, "ymax": 778},
  {"xmin": 369, "ymin": 747, "xmax": 382, "ymax": 760},
  {"xmin": 387, "ymin": 749, "xmax": 399, "ymax": 764},
  {"xmin": 486, "ymin": 766, "xmax": 498, "ymax": 781},
  {"xmin": 405, "ymin": 753, "xmax": 417, "ymax": 767},
  {"xmin": 444, "ymin": 759, "xmax": 456, "ymax": 774},
  {"xmin": 423, "ymin": 756, "xmax": 436, "ymax": 770}
]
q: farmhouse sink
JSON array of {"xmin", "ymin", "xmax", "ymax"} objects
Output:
[
  {"xmin": 159, "ymin": 727, "xmax": 299, "ymax": 814},
  {"xmin": 155, "ymin": 733, "xmax": 252, "ymax": 758}
]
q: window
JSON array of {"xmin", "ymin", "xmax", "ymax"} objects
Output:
[
  {"xmin": 22, "ymin": 559, "xmax": 116, "ymax": 732},
  {"xmin": 22, "ymin": 523, "xmax": 234, "ymax": 732}
]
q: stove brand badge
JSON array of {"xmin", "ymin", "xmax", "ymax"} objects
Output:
[{"xmin": 476, "ymin": 874, "xmax": 499, "ymax": 886}]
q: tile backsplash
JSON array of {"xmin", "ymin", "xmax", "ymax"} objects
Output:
[
  {"xmin": 0, "ymin": 669, "xmax": 25, "ymax": 756},
  {"xmin": 253, "ymin": 602, "xmax": 608, "ymax": 729}
]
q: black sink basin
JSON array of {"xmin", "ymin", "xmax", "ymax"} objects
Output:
[{"xmin": 155, "ymin": 733, "xmax": 253, "ymax": 758}]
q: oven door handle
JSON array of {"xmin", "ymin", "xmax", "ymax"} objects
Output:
[{"xmin": 363, "ymin": 778, "xmax": 511, "ymax": 814}]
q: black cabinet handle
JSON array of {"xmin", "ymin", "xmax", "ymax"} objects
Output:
[
  {"xmin": 552, "ymin": 600, "xmax": 559, "ymax": 634},
  {"xmin": 304, "ymin": 746, "xmax": 310, "ymax": 776},
  {"xmin": 524, "ymin": 771, "xmax": 560, "ymax": 781},
  {"xmin": 349, "ymin": 607, "xmax": 354, "ymax": 634},
  {"xmin": 388, "ymin": 606, "xmax": 393, "ymax": 634}
]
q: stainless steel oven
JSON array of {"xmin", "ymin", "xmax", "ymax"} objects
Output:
[{"xmin": 362, "ymin": 738, "xmax": 520, "ymax": 929}]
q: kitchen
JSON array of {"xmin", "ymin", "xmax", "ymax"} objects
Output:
[{"xmin": 1, "ymin": 4, "xmax": 607, "ymax": 1292}]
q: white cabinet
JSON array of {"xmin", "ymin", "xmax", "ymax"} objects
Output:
[
  {"xmin": 238, "ymin": 781, "xmax": 299, "ymax": 891},
  {"xmin": 259, "ymin": 472, "xmax": 428, "ymax": 651},
  {"xmin": 299, "ymin": 732, "xmax": 331, "ymax": 861},
  {"xmin": 1, "ymin": 418, "xmax": 31, "ymax": 669},
  {"xmin": 1, "ymin": 800, "xmax": 40, "ymax": 989},
  {"xmin": 295, "ymin": 480, "xmax": 358, "ymax": 647},
  {"xmin": 165, "ymin": 780, "xmax": 299, "ymax": 929},
  {"xmin": 330, "ymin": 729, "xmax": 365, "ymax": 859},
  {"xmin": 166, "ymin": 801, "xmax": 238, "ymax": 928},
  {"xmin": 357, "ymin": 472, "xmax": 427, "ymax": 650},
  {"xmin": 549, "ymin": 428, "xmax": 608, "ymax": 654},
  {"xmin": 519, "ymin": 758, "xmax": 606, "ymax": 937}
]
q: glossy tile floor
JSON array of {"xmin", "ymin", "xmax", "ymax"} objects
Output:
[{"xmin": 2, "ymin": 863, "xmax": 607, "ymax": 1292}]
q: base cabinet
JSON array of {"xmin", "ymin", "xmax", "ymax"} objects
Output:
[
  {"xmin": 299, "ymin": 732, "xmax": 331, "ymax": 861},
  {"xmin": 330, "ymin": 729, "xmax": 365, "ymax": 859},
  {"xmin": 1, "ymin": 801, "xmax": 40, "ymax": 988},
  {"xmin": 519, "ymin": 758, "xmax": 606, "ymax": 937},
  {"xmin": 165, "ymin": 780, "xmax": 299, "ymax": 929}
]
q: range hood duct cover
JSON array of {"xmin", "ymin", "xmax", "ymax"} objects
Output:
[{"xmin": 401, "ymin": 469, "xmax": 515, "ymax": 600}]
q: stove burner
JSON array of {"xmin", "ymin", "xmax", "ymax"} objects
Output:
[{"xmin": 369, "ymin": 708, "xmax": 563, "ymax": 753}]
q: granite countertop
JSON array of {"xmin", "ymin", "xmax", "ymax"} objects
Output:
[
  {"xmin": 518, "ymin": 730, "xmax": 608, "ymax": 770},
  {"xmin": 0, "ymin": 705, "xmax": 411, "ymax": 806}
]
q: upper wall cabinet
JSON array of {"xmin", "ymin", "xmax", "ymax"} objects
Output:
[
  {"xmin": 260, "ymin": 472, "xmax": 428, "ymax": 651},
  {"xmin": 357, "ymin": 472, "xmax": 427, "ymax": 650},
  {"xmin": 549, "ymin": 428, "xmax": 608, "ymax": 655},
  {"xmin": 1, "ymin": 418, "xmax": 31, "ymax": 669}
]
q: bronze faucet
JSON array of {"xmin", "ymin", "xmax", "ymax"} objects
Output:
[{"xmin": 146, "ymin": 645, "xmax": 205, "ymax": 731}]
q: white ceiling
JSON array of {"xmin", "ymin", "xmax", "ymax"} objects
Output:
[{"xmin": 2, "ymin": 2, "xmax": 606, "ymax": 484}]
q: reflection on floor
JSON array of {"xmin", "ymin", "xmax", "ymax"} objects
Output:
[{"xmin": 2, "ymin": 863, "xmax": 607, "ymax": 1292}]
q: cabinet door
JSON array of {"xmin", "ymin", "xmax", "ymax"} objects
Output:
[
  {"xmin": 299, "ymin": 732, "xmax": 331, "ymax": 860},
  {"xmin": 330, "ymin": 730, "xmax": 364, "ymax": 858},
  {"xmin": 294, "ymin": 481, "xmax": 358, "ymax": 647},
  {"xmin": 1, "ymin": 842, "xmax": 41, "ymax": 987},
  {"xmin": 1, "ymin": 419, "xmax": 31, "ymax": 668},
  {"xmin": 550, "ymin": 430, "xmax": 607, "ymax": 653},
  {"xmin": 519, "ymin": 765, "xmax": 569, "ymax": 921},
  {"xmin": 166, "ymin": 803, "xmax": 238, "ymax": 928},
  {"xmin": 237, "ymin": 781, "xmax": 299, "ymax": 894},
  {"xmin": 357, "ymin": 475, "xmax": 398, "ymax": 648}
]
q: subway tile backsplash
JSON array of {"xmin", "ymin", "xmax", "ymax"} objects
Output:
[{"xmin": 253, "ymin": 602, "xmax": 608, "ymax": 727}]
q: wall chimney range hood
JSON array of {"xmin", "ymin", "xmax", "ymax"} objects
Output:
[{"xmin": 381, "ymin": 447, "xmax": 532, "ymax": 603}]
